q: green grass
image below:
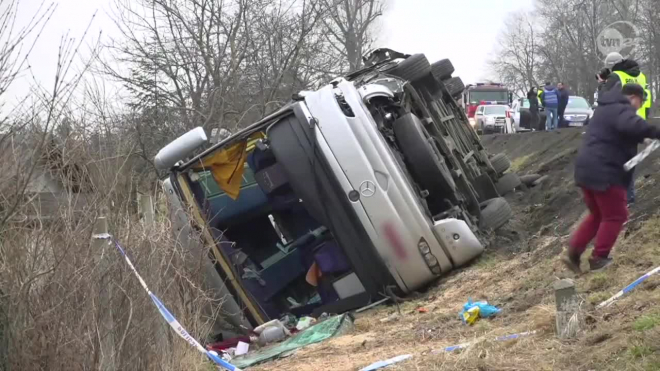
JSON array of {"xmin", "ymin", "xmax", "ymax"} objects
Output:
[
  {"xmin": 645, "ymin": 361, "xmax": 660, "ymax": 371},
  {"xmin": 634, "ymin": 314, "xmax": 660, "ymax": 332},
  {"xmin": 587, "ymin": 292, "xmax": 610, "ymax": 305},
  {"xmin": 630, "ymin": 344, "xmax": 654, "ymax": 359},
  {"xmin": 588, "ymin": 273, "xmax": 609, "ymax": 291},
  {"xmin": 510, "ymin": 153, "xmax": 534, "ymax": 172}
]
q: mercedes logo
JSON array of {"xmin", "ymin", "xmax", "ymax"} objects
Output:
[{"xmin": 359, "ymin": 180, "xmax": 376, "ymax": 197}]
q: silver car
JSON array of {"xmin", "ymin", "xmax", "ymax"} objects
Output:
[
  {"xmin": 474, "ymin": 104, "xmax": 510, "ymax": 134},
  {"xmin": 563, "ymin": 96, "xmax": 593, "ymax": 127}
]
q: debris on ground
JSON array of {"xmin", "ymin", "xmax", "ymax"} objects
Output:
[
  {"xmin": 459, "ymin": 298, "xmax": 501, "ymax": 325},
  {"xmin": 235, "ymin": 341, "xmax": 250, "ymax": 356},
  {"xmin": 432, "ymin": 331, "xmax": 538, "ymax": 353},
  {"xmin": 232, "ymin": 313, "xmax": 354, "ymax": 368},
  {"xmin": 358, "ymin": 354, "xmax": 412, "ymax": 371},
  {"xmin": 379, "ymin": 313, "xmax": 400, "ymax": 323},
  {"xmin": 295, "ymin": 317, "xmax": 316, "ymax": 331}
]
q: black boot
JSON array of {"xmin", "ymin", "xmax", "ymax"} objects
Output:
[
  {"xmin": 589, "ymin": 257, "xmax": 613, "ymax": 272},
  {"xmin": 561, "ymin": 251, "xmax": 582, "ymax": 274}
]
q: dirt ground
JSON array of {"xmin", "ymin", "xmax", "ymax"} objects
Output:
[{"xmin": 251, "ymin": 128, "xmax": 660, "ymax": 371}]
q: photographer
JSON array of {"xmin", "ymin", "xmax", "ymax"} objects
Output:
[{"xmin": 597, "ymin": 52, "xmax": 650, "ymax": 119}]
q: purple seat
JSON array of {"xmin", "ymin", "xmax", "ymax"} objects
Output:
[{"xmin": 313, "ymin": 241, "xmax": 350, "ymax": 275}]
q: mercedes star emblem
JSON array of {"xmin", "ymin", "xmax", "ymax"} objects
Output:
[{"xmin": 359, "ymin": 180, "xmax": 376, "ymax": 197}]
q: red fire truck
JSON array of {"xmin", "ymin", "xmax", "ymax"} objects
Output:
[{"xmin": 461, "ymin": 82, "xmax": 512, "ymax": 119}]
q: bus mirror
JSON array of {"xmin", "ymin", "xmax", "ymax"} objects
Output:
[{"xmin": 154, "ymin": 127, "xmax": 208, "ymax": 170}]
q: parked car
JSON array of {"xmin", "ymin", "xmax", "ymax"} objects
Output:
[
  {"xmin": 563, "ymin": 96, "xmax": 593, "ymax": 127},
  {"xmin": 508, "ymin": 98, "xmax": 536, "ymax": 132},
  {"xmin": 158, "ymin": 50, "xmax": 517, "ymax": 338},
  {"xmin": 474, "ymin": 104, "xmax": 509, "ymax": 134}
]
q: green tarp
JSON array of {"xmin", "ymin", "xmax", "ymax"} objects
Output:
[{"xmin": 232, "ymin": 314, "xmax": 354, "ymax": 368}]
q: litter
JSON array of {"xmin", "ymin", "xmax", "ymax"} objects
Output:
[
  {"xmin": 596, "ymin": 264, "xmax": 660, "ymax": 309},
  {"xmin": 232, "ymin": 313, "xmax": 354, "ymax": 368},
  {"xmin": 235, "ymin": 341, "xmax": 250, "ymax": 356},
  {"xmin": 459, "ymin": 299, "xmax": 501, "ymax": 325},
  {"xmin": 432, "ymin": 331, "xmax": 537, "ymax": 353},
  {"xmin": 379, "ymin": 313, "xmax": 400, "ymax": 323},
  {"xmin": 461, "ymin": 306, "xmax": 480, "ymax": 325},
  {"xmin": 254, "ymin": 319, "xmax": 291, "ymax": 336},
  {"xmin": 295, "ymin": 316, "xmax": 316, "ymax": 331},
  {"xmin": 259, "ymin": 325, "xmax": 287, "ymax": 345},
  {"xmin": 359, "ymin": 354, "xmax": 413, "ymax": 371}
]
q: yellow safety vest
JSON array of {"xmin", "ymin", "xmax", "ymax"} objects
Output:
[{"xmin": 612, "ymin": 70, "xmax": 651, "ymax": 119}]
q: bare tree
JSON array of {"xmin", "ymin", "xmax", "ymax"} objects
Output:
[
  {"xmin": 102, "ymin": 0, "xmax": 339, "ymax": 182},
  {"xmin": 321, "ymin": 0, "xmax": 385, "ymax": 72},
  {"xmin": 489, "ymin": 10, "xmax": 540, "ymax": 96},
  {"xmin": 490, "ymin": 0, "xmax": 659, "ymax": 101}
]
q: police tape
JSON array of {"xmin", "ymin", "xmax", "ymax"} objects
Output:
[
  {"xmin": 596, "ymin": 265, "xmax": 660, "ymax": 309},
  {"xmin": 431, "ymin": 331, "xmax": 537, "ymax": 353},
  {"xmin": 624, "ymin": 139, "xmax": 660, "ymax": 171},
  {"xmin": 93, "ymin": 233, "xmax": 242, "ymax": 371}
]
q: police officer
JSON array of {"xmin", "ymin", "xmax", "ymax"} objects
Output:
[
  {"xmin": 600, "ymin": 52, "xmax": 652, "ymax": 119},
  {"xmin": 599, "ymin": 52, "xmax": 653, "ymax": 206}
]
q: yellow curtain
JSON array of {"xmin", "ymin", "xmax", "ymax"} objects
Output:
[{"xmin": 193, "ymin": 132, "xmax": 264, "ymax": 200}]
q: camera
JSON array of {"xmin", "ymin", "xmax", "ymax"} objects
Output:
[{"xmin": 595, "ymin": 68, "xmax": 611, "ymax": 81}]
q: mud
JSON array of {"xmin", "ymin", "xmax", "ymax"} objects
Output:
[{"xmin": 482, "ymin": 127, "xmax": 660, "ymax": 239}]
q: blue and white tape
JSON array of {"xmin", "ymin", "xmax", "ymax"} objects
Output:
[
  {"xmin": 359, "ymin": 354, "xmax": 412, "ymax": 371},
  {"xmin": 596, "ymin": 265, "xmax": 660, "ymax": 309},
  {"xmin": 432, "ymin": 331, "xmax": 537, "ymax": 353},
  {"xmin": 93, "ymin": 233, "xmax": 242, "ymax": 371},
  {"xmin": 624, "ymin": 139, "xmax": 660, "ymax": 171}
]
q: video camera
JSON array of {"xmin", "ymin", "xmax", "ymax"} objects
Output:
[{"xmin": 595, "ymin": 68, "xmax": 611, "ymax": 81}]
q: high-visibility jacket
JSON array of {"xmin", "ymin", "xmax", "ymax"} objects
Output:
[{"xmin": 612, "ymin": 70, "xmax": 652, "ymax": 119}]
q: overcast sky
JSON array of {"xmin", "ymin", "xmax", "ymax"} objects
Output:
[{"xmin": 8, "ymin": 0, "xmax": 533, "ymax": 104}]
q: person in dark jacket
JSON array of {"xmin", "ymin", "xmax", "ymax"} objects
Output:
[
  {"xmin": 540, "ymin": 82, "xmax": 560, "ymax": 131},
  {"xmin": 598, "ymin": 53, "xmax": 649, "ymax": 205},
  {"xmin": 557, "ymin": 82, "xmax": 570, "ymax": 128},
  {"xmin": 562, "ymin": 84, "xmax": 660, "ymax": 273},
  {"xmin": 527, "ymin": 87, "xmax": 540, "ymax": 130}
]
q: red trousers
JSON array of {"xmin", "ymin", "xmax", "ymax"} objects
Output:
[{"xmin": 569, "ymin": 186, "xmax": 628, "ymax": 259}]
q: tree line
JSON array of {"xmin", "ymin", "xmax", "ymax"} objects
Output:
[{"xmin": 490, "ymin": 0, "xmax": 660, "ymax": 104}]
